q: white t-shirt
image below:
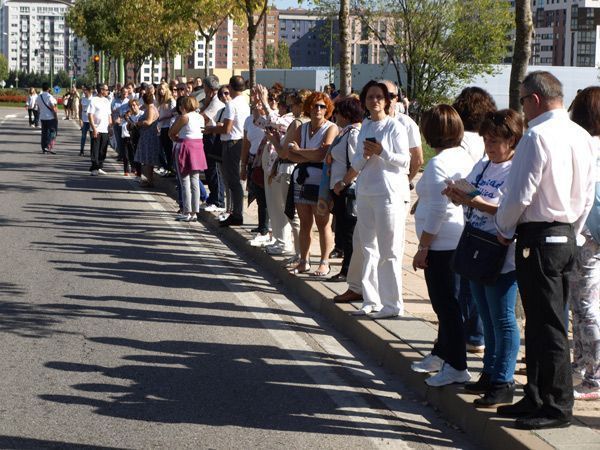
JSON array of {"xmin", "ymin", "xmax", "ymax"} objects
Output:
[
  {"xmin": 330, "ymin": 125, "xmax": 360, "ymax": 188},
  {"xmin": 178, "ymin": 111, "xmax": 204, "ymax": 140},
  {"xmin": 351, "ymin": 116, "xmax": 411, "ymax": 199},
  {"xmin": 87, "ymin": 96, "xmax": 112, "ymax": 133},
  {"xmin": 395, "ymin": 113, "xmax": 421, "ymax": 148},
  {"xmin": 414, "ymin": 147, "xmax": 474, "ymax": 251},
  {"xmin": 465, "ymin": 158, "xmax": 516, "ymax": 273},
  {"xmin": 293, "ymin": 120, "xmax": 335, "ymax": 185},
  {"xmin": 222, "ymin": 94, "xmax": 250, "ymax": 141},
  {"xmin": 80, "ymin": 96, "xmax": 92, "ymax": 123},
  {"xmin": 461, "ymin": 131, "xmax": 486, "ymax": 164},
  {"xmin": 27, "ymin": 94, "xmax": 38, "ymax": 109},
  {"xmin": 244, "ymin": 115, "xmax": 265, "ymax": 156},
  {"xmin": 36, "ymin": 92, "xmax": 57, "ymax": 121},
  {"xmin": 203, "ymin": 94, "xmax": 225, "ymax": 122}
]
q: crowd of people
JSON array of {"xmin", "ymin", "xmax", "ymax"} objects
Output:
[{"xmin": 28, "ymin": 70, "xmax": 599, "ymax": 431}]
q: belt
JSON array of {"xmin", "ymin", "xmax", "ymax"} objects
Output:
[{"xmin": 516, "ymin": 221, "xmax": 572, "ymax": 234}]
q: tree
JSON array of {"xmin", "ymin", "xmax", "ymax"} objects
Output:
[
  {"xmin": 361, "ymin": 0, "xmax": 512, "ymax": 112},
  {"xmin": 276, "ymin": 42, "xmax": 292, "ymax": 69},
  {"xmin": 509, "ymin": 0, "xmax": 533, "ymax": 112},
  {"xmin": 338, "ymin": 0, "xmax": 351, "ymax": 95},
  {"xmin": 188, "ymin": 0, "xmax": 239, "ymax": 78},
  {"xmin": 235, "ymin": 0, "xmax": 269, "ymax": 87},
  {"xmin": 0, "ymin": 54, "xmax": 8, "ymax": 82},
  {"xmin": 265, "ymin": 44, "xmax": 277, "ymax": 68}
]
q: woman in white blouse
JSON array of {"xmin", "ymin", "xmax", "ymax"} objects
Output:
[
  {"xmin": 411, "ymin": 105, "xmax": 473, "ymax": 387},
  {"xmin": 349, "ymin": 80, "xmax": 411, "ymax": 319},
  {"xmin": 157, "ymin": 82, "xmax": 177, "ymax": 176}
]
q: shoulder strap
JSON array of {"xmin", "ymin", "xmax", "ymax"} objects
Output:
[
  {"xmin": 40, "ymin": 93, "xmax": 55, "ymax": 113},
  {"xmin": 344, "ymin": 126, "xmax": 359, "ymax": 170}
]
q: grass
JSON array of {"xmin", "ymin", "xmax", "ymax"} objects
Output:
[{"xmin": 423, "ymin": 141, "xmax": 435, "ymax": 165}]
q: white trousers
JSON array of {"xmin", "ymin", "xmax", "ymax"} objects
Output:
[
  {"xmin": 356, "ymin": 194, "xmax": 407, "ymax": 315},
  {"xmin": 264, "ymin": 172, "xmax": 300, "ymax": 253},
  {"xmin": 347, "ymin": 227, "xmax": 363, "ymax": 294}
]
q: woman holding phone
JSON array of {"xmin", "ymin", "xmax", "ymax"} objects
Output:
[{"xmin": 343, "ymin": 80, "xmax": 411, "ymax": 319}]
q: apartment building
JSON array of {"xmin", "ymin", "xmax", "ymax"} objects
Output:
[{"xmin": 0, "ymin": 0, "xmax": 90, "ymax": 77}]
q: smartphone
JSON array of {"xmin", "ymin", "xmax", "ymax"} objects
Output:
[{"xmin": 365, "ymin": 137, "xmax": 377, "ymax": 143}]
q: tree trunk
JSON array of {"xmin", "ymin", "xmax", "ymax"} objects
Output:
[
  {"xmin": 249, "ymin": 24, "xmax": 257, "ymax": 87},
  {"xmin": 151, "ymin": 57, "xmax": 155, "ymax": 83},
  {"xmin": 509, "ymin": 0, "xmax": 533, "ymax": 112},
  {"xmin": 164, "ymin": 47, "xmax": 171, "ymax": 82},
  {"xmin": 204, "ymin": 35, "xmax": 210, "ymax": 79},
  {"xmin": 339, "ymin": 0, "xmax": 351, "ymax": 95}
]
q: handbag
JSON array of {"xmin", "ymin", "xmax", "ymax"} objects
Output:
[
  {"xmin": 204, "ymin": 108, "xmax": 224, "ymax": 161},
  {"xmin": 451, "ymin": 161, "xmax": 508, "ymax": 285},
  {"xmin": 343, "ymin": 127, "xmax": 359, "ymax": 218}
]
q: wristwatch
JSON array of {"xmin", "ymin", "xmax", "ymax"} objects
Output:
[
  {"xmin": 418, "ymin": 244, "xmax": 429, "ymax": 251},
  {"xmin": 339, "ymin": 181, "xmax": 347, "ymax": 188}
]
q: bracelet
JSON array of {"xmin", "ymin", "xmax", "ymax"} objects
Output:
[{"xmin": 417, "ymin": 244, "xmax": 429, "ymax": 251}]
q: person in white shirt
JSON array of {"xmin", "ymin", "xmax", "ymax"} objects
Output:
[
  {"xmin": 87, "ymin": 83, "xmax": 113, "ymax": 175},
  {"xmin": 35, "ymin": 82, "xmax": 58, "ymax": 154},
  {"xmin": 79, "ymin": 86, "xmax": 93, "ymax": 156},
  {"xmin": 495, "ymin": 71, "xmax": 595, "ymax": 430},
  {"xmin": 412, "ymin": 104, "xmax": 473, "ymax": 387},
  {"xmin": 445, "ymin": 109, "xmax": 524, "ymax": 407},
  {"xmin": 26, "ymin": 87, "xmax": 39, "ymax": 127},
  {"xmin": 207, "ymin": 76, "xmax": 251, "ymax": 227},
  {"xmin": 349, "ymin": 80, "xmax": 410, "ymax": 319}
]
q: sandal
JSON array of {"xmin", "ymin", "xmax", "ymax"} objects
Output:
[
  {"xmin": 313, "ymin": 260, "xmax": 331, "ymax": 277},
  {"xmin": 290, "ymin": 259, "xmax": 311, "ymax": 274}
]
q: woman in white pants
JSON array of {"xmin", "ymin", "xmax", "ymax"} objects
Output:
[{"xmin": 350, "ymin": 80, "xmax": 411, "ymax": 319}]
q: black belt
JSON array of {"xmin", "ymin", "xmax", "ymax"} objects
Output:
[{"xmin": 516, "ymin": 221, "xmax": 572, "ymax": 234}]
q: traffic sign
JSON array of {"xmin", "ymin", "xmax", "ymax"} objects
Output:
[{"xmin": 53, "ymin": 86, "xmax": 60, "ymax": 94}]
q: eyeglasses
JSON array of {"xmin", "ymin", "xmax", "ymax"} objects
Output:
[
  {"xmin": 313, "ymin": 104, "xmax": 327, "ymax": 110},
  {"xmin": 176, "ymin": 87, "xmax": 186, "ymax": 91},
  {"xmin": 519, "ymin": 93, "xmax": 533, "ymax": 105},
  {"xmin": 389, "ymin": 93, "xmax": 398, "ymax": 100},
  {"xmin": 222, "ymin": 91, "xmax": 231, "ymax": 96}
]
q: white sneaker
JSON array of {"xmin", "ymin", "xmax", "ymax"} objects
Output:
[
  {"xmin": 97, "ymin": 169, "xmax": 107, "ymax": 175},
  {"xmin": 425, "ymin": 363, "xmax": 471, "ymax": 387},
  {"xmin": 218, "ymin": 212, "xmax": 230, "ymax": 221},
  {"xmin": 90, "ymin": 170, "xmax": 98, "ymax": 176},
  {"xmin": 201, "ymin": 204, "xmax": 225, "ymax": 212},
  {"xmin": 574, "ymin": 382, "xmax": 600, "ymax": 401},
  {"xmin": 249, "ymin": 233, "xmax": 273, "ymax": 247},
  {"xmin": 351, "ymin": 305, "xmax": 382, "ymax": 316},
  {"xmin": 411, "ymin": 354, "xmax": 444, "ymax": 373},
  {"xmin": 175, "ymin": 213, "xmax": 191, "ymax": 221},
  {"xmin": 266, "ymin": 243, "xmax": 294, "ymax": 256}
]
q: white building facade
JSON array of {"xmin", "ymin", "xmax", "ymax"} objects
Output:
[{"xmin": 0, "ymin": 0, "xmax": 90, "ymax": 77}]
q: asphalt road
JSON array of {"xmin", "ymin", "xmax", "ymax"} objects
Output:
[{"xmin": 0, "ymin": 107, "xmax": 473, "ymax": 449}]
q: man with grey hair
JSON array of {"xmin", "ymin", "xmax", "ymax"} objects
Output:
[
  {"xmin": 495, "ymin": 71, "xmax": 595, "ymax": 429},
  {"xmin": 200, "ymin": 74, "xmax": 226, "ymax": 211}
]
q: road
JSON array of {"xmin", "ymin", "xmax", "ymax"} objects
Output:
[{"xmin": 0, "ymin": 107, "xmax": 473, "ymax": 449}]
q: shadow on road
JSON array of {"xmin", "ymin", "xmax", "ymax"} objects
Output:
[{"xmin": 39, "ymin": 337, "xmax": 455, "ymax": 447}]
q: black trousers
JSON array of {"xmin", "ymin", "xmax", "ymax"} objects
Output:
[
  {"xmin": 90, "ymin": 132, "xmax": 109, "ymax": 171},
  {"xmin": 40, "ymin": 119, "xmax": 57, "ymax": 151},
  {"xmin": 424, "ymin": 250, "xmax": 467, "ymax": 371},
  {"xmin": 331, "ymin": 191, "xmax": 357, "ymax": 274},
  {"xmin": 516, "ymin": 221, "xmax": 576, "ymax": 420},
  {"xmin": 28, "ymin": 108, "xmax": 39, "ymax": 126},
  {"xmin": 159, "ymin": 127, "xmax": 173, "ymax": 171},
  {"xmin": 205, "ymin": 155, "xmax": 225, "ymax": 207}
]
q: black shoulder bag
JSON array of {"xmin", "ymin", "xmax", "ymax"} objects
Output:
[
  {"xmin": 450, "ymin": 161, "xmax": 508, "ymax": 285},
  {"xmin": 204, "ymin": 108, "xmax": 225, "ymax": 162}
]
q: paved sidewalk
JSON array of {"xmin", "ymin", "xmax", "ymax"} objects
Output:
[{"xmin": 98, "ymin": 142, "xmax": 598, "ymax": 449}]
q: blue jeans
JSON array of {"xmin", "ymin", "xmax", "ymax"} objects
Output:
[
  {"xmin": 80, "ymin": 122, "xmax": 90, "ymax": 154},
  {"xmin": 470, "ymin": 271, "xmax": 520, "ymax": 383}
]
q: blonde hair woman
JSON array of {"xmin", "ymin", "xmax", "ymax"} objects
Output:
[{"xmin": 157, "ymin": 81, "xmax": 177, "ymax": 176}]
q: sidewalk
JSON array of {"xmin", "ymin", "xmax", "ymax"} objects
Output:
[{"xmin": 104, "ymin": 147, "xmax": 599, "ymax": 449}]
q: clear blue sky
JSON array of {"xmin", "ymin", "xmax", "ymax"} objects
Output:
[{"xmin": 273, "ymin": 0, "xmax": 313, "ymax": 9}]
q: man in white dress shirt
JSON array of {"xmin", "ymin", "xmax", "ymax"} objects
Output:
[
  {"xmin": 36, "ymin": 82, "xmax": 58, "ymax": 154},
  {"xmin": 87, "ymin": 84, "xmax": 113, "ymax": 176},
  {"xmin": 495, "ymin": 71, "xmax": 595, "ymax": 429}
]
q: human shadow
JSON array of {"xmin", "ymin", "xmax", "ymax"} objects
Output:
[{"xmin": 39, "ymin": 337, "xmax": 457, "ymax": 446}]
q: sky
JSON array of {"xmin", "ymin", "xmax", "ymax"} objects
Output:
[{"xmin": 273, "ymin": 0, "xmax": 314, "ymax": 9}]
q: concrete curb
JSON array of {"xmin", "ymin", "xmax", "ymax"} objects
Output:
[{"xmin": 121, "ymin": 165, "xmax": 576, "ymax": 450}]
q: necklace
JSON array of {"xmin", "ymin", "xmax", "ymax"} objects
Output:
[{"xmin": 309, "ymin": 120, "xmax": 326, "ymax": 137}]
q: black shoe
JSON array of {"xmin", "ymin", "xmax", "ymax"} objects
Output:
[
  {"xmin": 251, "ymin": 227, "xmax": 268, "ymax": 235},
  {"xmin": 474, "ymin": 382, "xmax": 515, "ymax": 408},
  {"xmin": 48, "ymin": 149, "xmax": 56, "ymax": 155},
  {"xmin": 42, "ymin": 149, "xmax": 48, "ymax": 154},
  {"xmin": 497, "ymin": 396, "xmax": 539, "ymax": 418},
  {"xmin": 329, "ymin": 248, "xmax": 344, "ymax": 259},
  {"xmin": 219, "ymin": 216, "xmax": 243, "ymax": 227},
  {"xmin": 515, "ymin": 415, "xmax": 571, "ymax": 430},
  {"xmin": 465, "ymin": 372, "xmax": 492, "ymax": 394},
  {"xmin": 79, "ymin": 151, "xmax": 84, "ymax": 156},
  {"xmin": 328, "ymin": 272, "xmax": 347, "ymax": 282}
]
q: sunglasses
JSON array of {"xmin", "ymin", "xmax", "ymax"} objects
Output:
[
  {"xmin": 313, "ymin": 104, "xmax": 327, "ymax": 110},
  {"xmin": 489, "ymin": 113, "xmax": 508, "ymax": 126},
  {"xmin": 389, "ymin": 93, "xmax": 398, "ymax": 100},
  {"xmin": 519, "ymin": 93, "xmax": 533, "ymax": 105},
  {"xmin": 222, "ymin": 91, "xmax": 231, "ymax": 96}
]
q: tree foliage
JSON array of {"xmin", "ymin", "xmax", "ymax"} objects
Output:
[
  {"xmin": 0, "ymin": 54, "xmax": 8, "ymax": 82},
  {"xmin": 276, "ymin": 42, "xmax": 292, "ymax": 69},
  {"xmin": 234, "ymin": 0, "xmax": 269, "ymax": 87},
  {"xmin": 265, "ymin": 44, "xmax": 277, "ymax": 68}
]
